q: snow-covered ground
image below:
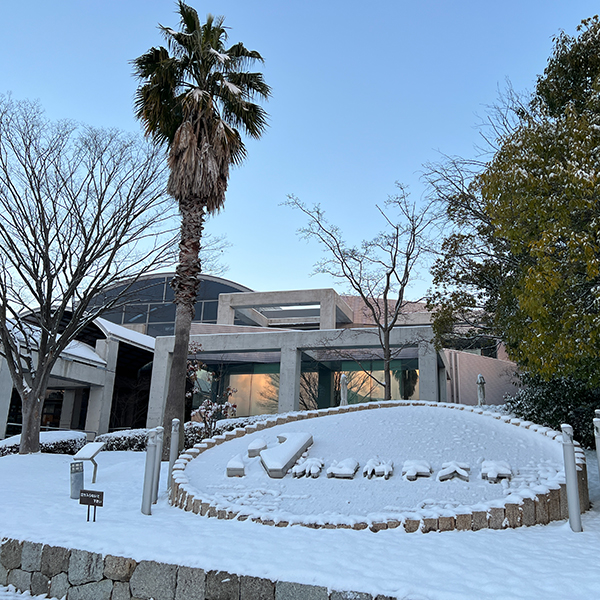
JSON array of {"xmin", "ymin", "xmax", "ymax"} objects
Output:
[{"xmin": 1, "ymin": 406, "xmax": 599, "ymax": 600}]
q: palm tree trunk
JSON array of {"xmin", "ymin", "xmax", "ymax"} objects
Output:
[{"xmin": 162, "ymin": 199, "xmax": 205, "ymax": 459}]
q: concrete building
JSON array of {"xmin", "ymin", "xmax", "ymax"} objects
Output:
[{"xmin": 0, "ymin": 273, "xmax": 518, "ymax": 439}]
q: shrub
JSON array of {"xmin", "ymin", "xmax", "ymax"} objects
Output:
[
  {"xmin": 96, "ymin": 429, "xmax": 149, "ymax": 451},
  {"xmin": 0, "ymin": 431, "xmax": 87, "ymax": 457},
  {"xmin": 505, "ymin": 373, "xmax": 600, "ymax": 448}
]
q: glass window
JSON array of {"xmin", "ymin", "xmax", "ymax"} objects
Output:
[
  {"xmin": 124, "ymin": 304, "xmax": 148, "ymax": 324},
  {"xmin": 197, "ymin": 281, "xmax": 240, "ymax": 301},
  {"xmin": 202, "ymin": 301, "xmax": 218, "ymax": 321},
  {"xmin": 123, "ymin": 279, "xmax": 166, "ymax": 302},
  {"xmin": 148, "ymin": 303, "xmax": 176, "ymax": 323},
  {"xmin": 99, "ymin": 307, "xmax": 124, "ymax": 324}
]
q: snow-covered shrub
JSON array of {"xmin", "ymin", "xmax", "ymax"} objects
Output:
[
  {"xmin": 505, "ymin": 373, "xmax": 599, "ymax": 448},
  {"xmin": 190, "ymin": 391, "xmax": 237, "ymax": 438},
  {"xmin": 0, "ymin": 431, "xmax": 87, "ymax": 457},
  {"xmin": 96, "ymin": 429, "xmax": 149, "ymax": 452}
]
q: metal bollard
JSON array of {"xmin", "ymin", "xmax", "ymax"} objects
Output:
[
  {"xmin": 168, "ymin": 419, "xmax": 180, "ymax": 493},
  {"xmin": 594, "ymin": 416, "xmax": 600, "ymax": 484},
  {"xmin": 152, "ymin": 426, "xmax": 164, "ymax": 504},
  {"xmin": 142, "ymin": 429, "xmax": 158, "ymax": 516},
  {"xmin": 561, "ymin": 424, "xmax": 583, "ymax": 532}
]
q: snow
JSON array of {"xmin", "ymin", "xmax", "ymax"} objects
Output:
[
  {"xmin": 1, "ymin": 406, "xmax": 600, "ymax": 600},
  {"xmin": 0, "ymin": 430, "xmax": 86, "ymax": 448}
]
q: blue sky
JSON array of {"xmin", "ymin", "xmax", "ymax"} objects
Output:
[{"xmin": 2, "ymin": 1, "xmax": 598, "ymax": 298}]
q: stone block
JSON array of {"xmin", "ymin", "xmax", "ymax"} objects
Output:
[
  {"xmin": 275, "ymin": 581, "xmax": 328, "ymax": 600},
  {"xmin": 31, "ymin": 571, "xmax": 50, "ymax": 596},
  {"xmin": 192, "ymin": 499, "xmax": 202, "ymax": 514},
  {"xmin": 559, "ymin": 483, "xmax": 568, "ymax": 520},
  {"xmin": 240, "ymin": 575, "xmax": 275, "ymax": 600},
  {"xmin": 521, "ymin": 497, "xmax": 536, "ymax": 527},
  {"xmin": 504, "ymin": 503, "xmax": 521, "ymax": 528},
  {"xmin": 455, "ymin": 513, "xmax": 472, "ymax": 531},
  {"xmin": 578, "ymin": 466, "xmax": 590, "ymax": 512},
  {"xmin": 438, "ymin": 516, "xmax": 455, "ymax": 531},
  {"xmin": 68, "ymin": 578, "xmax": 113, "ymax": 600},
  {"xmin": 50, "ymin": 572, "xmax": 70, "ymax": 599},
  {"xmin": 330, "ymin": 591, "xmax": 372, "ymax": 600},
  {"xmin": 489, "ymin": 507, "xmax": 505, "ymax": 530},
  {"xmin": 21, "ymin": 541, "xmax": 43, "ymax": 572},
  {"xmin": 0, "ymin": 562, "xmax": 7, "ymax": 586},
  {"xmin": 206, "ymin": 570, "xmax": 239, "ymax": 600},
  {"xmin": 535, "ymin": 493, "xmax": 549, "ymax": 525},
  {"xmin": 374, "ymin": 595, "xmax": 396, "ymax": 600},
  {"xmin": 1, "ymin": 539, "xmax": 23, "ymax": 570},
  {"xmin": 471, "ymin": 511, "xmax": 488, "ymax": 531},
  {"xmin": 69, "ymin": 549, "xmax": 104, "ymax": 585},
  {"xmin": 7, "ymin": 568, "xmax": 31, "ymax": 593},
  {"xmin": 548, "ymin": 487, "xmax": 561, "ymax": 522},
  {"xmin": 42, "ymin": 545, "xmax": 71, "ymax": 578},
  {"xmin": 175, "ymin": 566, "xmax": 206, "ymax": 600},
  {"xmin": 112, "ymin": 580, "xmax": 132, "ymax": 600},
  {"xmin": 386, "ymin": 520, "xmax": 401, "ymax": 530},
  {"xmin": 404, "ymin": 519, "xmax": 420, "ymax": 533},
  {"xmin": 352, "ymin": 522, "xmax": 368, "ymax": 531},
  {"xmin": 369, "ymin": 522, "xmax": 388, "ymax": 533},
  {"xmin": 422, "ymin": 518, "xmax": 438, "ymax": 533},
  {"xmin": 104, "ymin": 555, "xmax": 137, "ymax": 582},
  {"xmin": 130, "ymin": 560, "xmax": 177, "ymax": 600}
]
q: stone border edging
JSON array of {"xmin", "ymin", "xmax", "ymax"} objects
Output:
[
  {"xmin": 1, "ymin": 538, "xmax": 389, "ymax": 600},
  {"xmin": 171, "ymin": 401, "xmax": 590, "ymax": 533}
]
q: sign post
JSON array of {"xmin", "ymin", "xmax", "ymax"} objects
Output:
[
  {"xmin": 70, "ymin": 461, "xmax": 84, "ymax": 499},
  {"xmin": 79, "ymin": 489, "xmax": 104, "ymax": 522}
]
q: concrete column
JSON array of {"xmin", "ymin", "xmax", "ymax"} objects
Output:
[
  {"xmin": 216, "ymin": 295, "xmax": 236, "ymax": 325},
  {"xmin": 146, "ymin": 337, "xmax": 173, "ymax": 428},
  {"xmin": 0, "ymin": 357, "xmax": 14, "ymax": 439},
  {"xmin": 59, "ymin": 389, "xmax": 76, "ymax": 429},
  {"xmin": 278, "ymin": 346, "xmax": 301, "ymax": 413},
  {"xmin": 319, "ymin": 290, "xmax": 337, "ymax": 330},
  {"xmin": 418, "ymin": 340, "xmax": 439, "ymax": 403},
  {"xmin": 85, "ymin": 338, "xmax": 119, "ymax": 435}
]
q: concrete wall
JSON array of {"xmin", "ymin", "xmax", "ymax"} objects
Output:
[{"xmin": 444, "ymin": 350, "xmax": 518, "ymax": 405}]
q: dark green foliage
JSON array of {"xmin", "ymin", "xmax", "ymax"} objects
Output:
[
  {"xmin": 0, "ymin": 432, "xmax": 86, "ymax": 457},
  {"xmin": 506, "ymin": 374, "xmax": 600, "ymax": 448},
  {"xmin": 97, "ymin": 429, "xmax": 150, "ymax": 452}
]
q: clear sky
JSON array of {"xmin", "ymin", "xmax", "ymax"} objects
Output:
[{"xmin": 1, "ymin": 1, "xmax": 598, "ymax": 299}]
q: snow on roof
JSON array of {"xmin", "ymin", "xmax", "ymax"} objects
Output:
[
  {"xmin": 94, "ymin": 317, "xmax": 155, "ymax": 352},
  {"xmin": 62, "ymin": 340, "xmax": 107, "ymax": 367}
]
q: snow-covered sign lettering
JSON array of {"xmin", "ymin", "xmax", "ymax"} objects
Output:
[
  {"xmin": 226, "ymin": 454, "xmax": 245, "ymax": 477},
  {"xmin": 437, "ymin": 461, "xmax": 470, "ymax": 482},
  {"xmin": 260, "ymin": 432, "xmax": 313, "ymax": 479},
  {"xmin": 292, "ymin": 457, "xmax": 324, "ymax": 478},
  {"xmin": 326, "ymin": 458, "xmax": 359, "ymax": 479},
  {"xmin": 401, "ymin": 460, "xmax": 432, "ymax": 481},
  {"xmin": 480, "ymin": 460, "xmax": 512, "ymax": 483},
  {"xmin": 363, "ymin": 458, "xmax": 394, "ymax": 480}
]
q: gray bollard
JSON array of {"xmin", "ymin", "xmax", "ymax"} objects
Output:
[
  {"xmin": 594, "ymin": 417, "xmax": 600, "ymax": 484},
  {"xmin": 141, "ymin": 429, "xmax": 158, "ymax": 516},
  {"xmin": 152, "ymin": 426, "xmax": 164, "ymax": 504},
  {"xmin": 70, "ymin": 461, "xmax": 84, "ymax": 499},
  {"xmin": 561, "ymin": 424, "xmax": 583, "ymax": 532},
  {"xmin": 168, "ymin": 419, "xmax": 180, "ymax": 493},
  {"xmin": 340, "ymin": 374, "xmax": 348, "ymax": 406}
]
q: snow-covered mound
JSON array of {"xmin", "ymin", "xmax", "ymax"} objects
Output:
[{"xmin": 183, "ymin": 405, "xmax": 565, "ymax": 527}]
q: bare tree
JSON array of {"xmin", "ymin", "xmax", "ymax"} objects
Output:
[
  {"xmin": 0, "ymin": 97, "xmax": 177, "ymax": 454},
  {"xmin": 285, "ymin": 184, "xmax": 441, "ymax": 401}
]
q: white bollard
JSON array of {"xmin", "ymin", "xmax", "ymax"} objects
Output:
[
  {"xmin": 141, "ymin": 429, "xmax": 158, "ymax": 516},
  {"xmin": 168, "ymin": 419, "xmax": 180, "ymax": 493},
  {"xmin": 561, "ymin": 424, "xmax": 583, "ymax": 532},
  {"xmin": 593, "ymin": 417, "xmax": 600, "ymax": 484},
  {"xmin": 152, "ymin": 426, "xmax": 164, "ymax": 504}
]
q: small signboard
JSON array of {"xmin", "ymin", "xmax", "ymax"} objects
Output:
[{"xmin": 79, "ymin": 489, "xmax": 104, "ymax": 522}]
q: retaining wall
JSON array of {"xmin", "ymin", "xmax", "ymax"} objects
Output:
[
  {"xmin": 0, "ymin": 538, "xmax": 395, "ymax": 600},
  {"xmin": 171, "ymin": 401, "xmax": 590, "ymax": 533}
]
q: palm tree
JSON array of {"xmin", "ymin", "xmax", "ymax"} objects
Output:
[{"xmin": 133, "ymin": 1, "xmax": 270, "ymax": 453}]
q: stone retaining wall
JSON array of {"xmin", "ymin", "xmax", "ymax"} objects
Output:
[
  {"xmin": 171, "ymin": 401, "xmax": 590, "ymax": 533},
  {"xmin": 0, "ymin": 538, "xmax": 395, "ymax": 600}
]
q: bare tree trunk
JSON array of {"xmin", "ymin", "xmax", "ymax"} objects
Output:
[
  {"xmin": 19, "ymin": 396, "xmax": 42, "ymax": 454},
  {"xmin": 383, "ymin": 329, "xmax": 392, "ymax": 401},
  {"xmin": 162, "ymin": 200, "xmax": 205, "ymax": 458}
]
